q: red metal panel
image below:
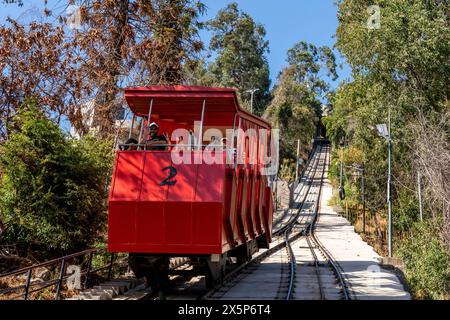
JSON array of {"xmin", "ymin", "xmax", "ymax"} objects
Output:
[
  {"xmin": 192, "ymin": 202, "xmax": 222, "ymax": 246},
  {"xmin": 111, "ymin": 152, "xmax": 145, "ymax": 201},
  {"xmin": 234, "ymin": 168, "xmax": 247, "ymax": 244},
  {"xmin": 108, "ymin": 156, "xmax": 119, "ymax": 200},
  {"xmin": 264, "ymin": 185, "xmax": 273, "ymax": 242},
  {"xmin": 195, "ymin": 156, "xmax": 225, "ymax": 202},
  {"xmin": 244, "ymin": 173, "xmax": 256, "ymax": 239},
  {"xmin": 164, "ymin": 202, "xmax": 193, "ymax": 245},
  {"xmin": 140, "ymin": 152, "xmax": 171, "ymax": 201},
  {"xmin": 167, "ymin": 156, "xmax": 197, "ymax": 202},
  {"xmin": 223, "ymin": 169, "xmax": 236, "ymax": 248},
  {"xmin": 109, "ymin": 243, "xmax": 222, "ymax": 255},
  {"xmin": 226, "ymin": 169, "xmax": 242, "ymax": 246},
  {"xmin": 136, "ymin": 202, "xmax": 165, "ymax": 245},
  {"xmin": 124, "ymin": 86, "xmax": 271, "ymax": 128},
  {"xmin": 253, "ymin": 175, "xmax": 263, "ymax": 235},
  {"xmin": 108, "ymin": 202, "xmax": 136, "ymax": 245}
]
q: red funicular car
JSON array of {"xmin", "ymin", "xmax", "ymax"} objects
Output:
[{"xmin": 108, "ymin": 85, "xmax": 274, "ymax": 291}]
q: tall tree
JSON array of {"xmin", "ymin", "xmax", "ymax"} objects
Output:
[
  {"xmin": 68, "ymin": 0, "xmax": 205, "ymax": 137},
  {"xmin": 325, "ymin": 0, "xmax": 450, "ymax": 299},
  {"xmin": 202, "ymin": 2, "xmax": 271, "ymax": 115},
  {"xmin": 0, "ymin": 19, "xmax": 83, "ymax": 141},
  {"xmin": 0, "ymin": 1, "xmax": 206, "ymax": 140},
  {"xmin": 265, "ymin": 42, "xmax": 337, "ymax": 179},
  {"xmin": 286, "ymin": 41, "xmax": 337, "ymax": 98},
  {"xmin": 329, "ymin": 0, "xmax": 450, "ymax": 213}
]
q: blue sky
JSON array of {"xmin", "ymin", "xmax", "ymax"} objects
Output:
[
  {"xmin": 0, "ymin": 0, "xmax": 351, "ymax": 88},
  {"xmin": 200, "ymin": 0, "xmax": 352, "ymax": 88}
]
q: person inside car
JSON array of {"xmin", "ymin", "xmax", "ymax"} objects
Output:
[{"xmin": 146, "ymin": 122, "xmax": 168, "ymax": 150}]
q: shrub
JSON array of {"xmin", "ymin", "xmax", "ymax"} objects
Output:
[
  {"xmin": 397, "ymin": 221, "xmax": 450, "ymax": 300},
  {"xmin": 0, "ymin": 102, "xmax": 114, "ymax": 258}
]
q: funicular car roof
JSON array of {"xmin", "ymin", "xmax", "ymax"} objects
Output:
[{"xmin": 124, "ymin": 85, "xmax": 271, "ymax": 128}]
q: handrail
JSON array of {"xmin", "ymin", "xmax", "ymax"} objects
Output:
[
  {"xmin": 118, "ymin": 143, "xmax": 236, "ymax": 149},
  {"xmin": 0, "ymin": 247, "xmax": 121, "ymax": 300},
  {"xmin": 0, "ymin": 248, "xmax": 101, "ymax": 278}
]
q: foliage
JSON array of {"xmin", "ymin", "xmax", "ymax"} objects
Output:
[
  {"xmin": 286, "ymin": 41, "xmax": 337, "ymax": 97},
  {"xmin": 1, "ymin": 0, "xmax": 23, "ymax": 6},
  {"xmin": 397, "ymin": 221, "xmax": 450, "ymax": 300},
  {"xmin": 278, "ymin": 158, "xmax": 296, "ymax": 182},
  {"xmin": 327, "ymin": 0, "xmax": 450, "ymax": 211},
  {"xmin": 325, "ymin": 0, "xmax": 450, "ymax": 299},
  {"xmin": 0, "ymin": 1, "xmax": 206, "ymax": 139},
  {"xmin": 0, "ymin": 101, "xmax": 114, "ymax": 258},
  {"xmin": 68, "ymin": 0, "xmax": 206, "ymax": 136},
  {"xmin": 197, "ymin": 2, "xmax": 271, "ymax": 115},
  {"xmin": 264, "ymin": 41, "xmax": 336, "ymax": 168},
  {"xmin": 0, "ymin": 19, "xmax": 81, "ymax": 140},
  {"xmin": 336, "ymin": 0, "xmax": 449, "ymax": 113}
]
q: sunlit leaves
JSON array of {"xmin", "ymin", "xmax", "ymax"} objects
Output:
[
  {"xmin": 0, "ymin": 101, "xmax": 114, "ymax": 256},
  {"xmin": 201, "ymin": 2, "xmax": 271, "ymax": 115}
]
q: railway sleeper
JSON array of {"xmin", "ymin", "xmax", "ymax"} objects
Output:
[{"xmin": 67, "ymin": 277, "xmax": 144, "ymax": 300}]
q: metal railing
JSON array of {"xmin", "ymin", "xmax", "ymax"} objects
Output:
[
  {"xmin": 0, "ymin": 248, "xmax": 122, "ymax": 300},
  {"xmin": 118, "ymin": 143, "xmax": 234, "ymax": 152}
]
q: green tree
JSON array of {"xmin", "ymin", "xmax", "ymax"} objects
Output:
[
  {"xmin": 265, "ymin": 67, "xmax": 318, "ymax": 163},
  {"xmin": 287, "ymin": 41, "xmax": 338, "ymax": 99},
  {"xmin": 265, "ymin": 42, "xmax": 337, "ymax": 172},
  {"xmin": 329, "ymin": 0, "xmax": 450, "ymax": 215},
  {"xmin": 0, "ymin": 101, "xmax": 114, "ymax": 258},
  {"xmin": 202, "ymin": 2, "xmax": 271, "ymax": 115},
  {"xmin": 324, "ymin": 0, "xmax": 450, "ymax": 298}
]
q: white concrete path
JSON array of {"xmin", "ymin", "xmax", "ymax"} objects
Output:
[{"xmin": 316, "ymin": 172, "xmax": 411, "ymax": 300}]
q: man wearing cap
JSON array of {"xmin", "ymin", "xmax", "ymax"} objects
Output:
[{"xmin": 146, "ymin": 122, "xmax": 168, "ymax": 150}]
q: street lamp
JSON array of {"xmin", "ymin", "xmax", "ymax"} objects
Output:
[
  {"xmin": 369, "ymin": 111, "xmax": 393, "ymax": 257},
  {"xmin": 246, "ymin": 89, "xmax": 259, "ymax": 113},
  {"xmin": 338, "ymin": 136, "xmax": 345, "ymax": 201}
]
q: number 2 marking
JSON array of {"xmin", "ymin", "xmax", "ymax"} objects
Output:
[{"xmin": 160, "ymin": 166, "xmax": 177, "ymax": 186}]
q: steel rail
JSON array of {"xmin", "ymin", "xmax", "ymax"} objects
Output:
[
  {"xmin": 305, "ymin": 234, "xmax": 324, "ymax": 300},
  {"xmin": 273, "ymin": 144, "xmax": 323, "ymax": 236},
  {"xmin": 284, "ymin": 230, "xmax": 296, "ymax": 300},
  {"xmin": 305, "ymin": 144, "xmax": 352, "ymax": 300},
  {"xmin": 203, "ymin": 143, "xmax": 327, "ymax": 300},
  {"xmin": 272, "ymin": 147, "xmax": 320, "ymax": 231}
]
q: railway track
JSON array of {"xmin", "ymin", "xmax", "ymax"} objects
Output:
[
  {"xmin": 202, "ymin": 143, "xmax": 351, "ymax": 300},
  {"xmin": 272, "ymin": 145, "xmax": 323, "ymax": 234},
  {"xmin": 75, "ymin": 141, "xmax": 351, "ymax": 301},
  {"xmin": 149, "ymin": 143, "xmax": 330, "ymax": 300}
]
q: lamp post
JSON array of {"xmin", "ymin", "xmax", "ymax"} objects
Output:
[
  {"xmin": 246, "ymin": 89, "xmax": 260, "ymax": 113},
  {"xmin": 369, "ymin": 110, "xmax": 393, "ymax": 257},
  {"xmin": 338, "ymin": 136, "xmax": 345, "ymax": 201},
  {"xmin": 295, "ymin": 139, "xmax": 301, "ymax": 182},
  {"xmin": 361, "ymin": 163, "xmax": 366, "ymax": 233}
]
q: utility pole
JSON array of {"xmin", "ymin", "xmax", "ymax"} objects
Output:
[
  {"xmin": 295, "ymin": 139, "xmax": 300, "ymax": 182},
  {"xmin": 361, "ymin": 163, "xmax": 366, "ymax": 234},
  {"xmin": 417, "ymin": 171, "xmax": 423, "ymax": 222},
  {"xmin": 338, "ymin": 136, "xmax": 346, "ymax": 202},
  {"xmin": 274, "ymin": 176, "xmax": 278, "ymax": 211},
  {"xmin": 369, "ymin": 108, "xmax": 393, "ymax": 257},
  {"xmin": 246, "ymin": 89, "xmax": 259, "ymax": 114},
  {"xmin": 387, "ymin": 108, "xmax": 393, "ymax": 258}
]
